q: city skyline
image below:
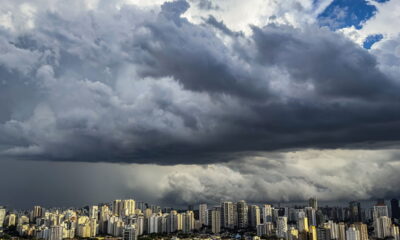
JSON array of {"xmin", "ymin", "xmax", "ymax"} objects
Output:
[
  {"xmin": 0, "ymin": 197, "xmax": 394, "ymax": 212},
  {"xmin": 1, "ymin": 197, "xmax": 400, "ymax": 240}
]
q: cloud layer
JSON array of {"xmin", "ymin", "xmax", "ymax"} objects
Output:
[
  {"xmin": 160, "ymin": 148, "xmax": 400, "ymax": 205},
  {"xmin": 2, "ymin": 147, "xmax": 400, "ymax": 209},
  {"xmin": 1, "ymin": 0, "xmax": 399, "ymax": 165}
]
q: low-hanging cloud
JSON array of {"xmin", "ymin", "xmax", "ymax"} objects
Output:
[
  {"xmin": 2, "ymin": 147, "xmax": 400, "ymax": 208},
  {"xmin": 159, "ymin": 149, "xmax": 400, "ymax": 205}
]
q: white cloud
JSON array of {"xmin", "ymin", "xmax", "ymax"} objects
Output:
[
  {"xmin": 184, "ymin": 0, "xmax": 334, "ymax": 34},
  {"xmin": 340, "ymin": 0, "xmax": 400, "ymax": 46},
  {"xmin": 149, "ymin": 148, "xmax": 400, "ymax": 204}
]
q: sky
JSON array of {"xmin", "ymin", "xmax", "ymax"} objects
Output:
[{"xmin": 0, "ymin": 0, "xmax": 400, "ymax": 210}]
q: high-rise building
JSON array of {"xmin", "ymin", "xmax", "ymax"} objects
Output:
[
  {"xmin": 232, "ymin": 202, "xmax": 238, "ymax": 229},
  {"xmin": 182, "ymin": 211, "xmax": 195, "ymax": 233},
  {"xmin": 113, "ymin": 200, "xmax": 122, "ymax": 216},
  {"xmin": 375, "ymin": 216, "xmax": 392, "ymax": 239},
  {"xmin": 256, "ymin": 222, "xmax": 274, "ymax": 237},
  {"xmin": 249, "ymin": 205, "xmax": 260, "ymax": 228},
  {"xmin": 89, "ymin": 205, "xmax": 98, "ymax": 220},
  {"xmin": 257, "ymin": 224, "xmax": 266, "ymax": 237},
  {"xmin": 33, "ymin": 206, "xmax": 43, "ymax": 220},
  {"xmin": 0, "ymin": 207, "xmax": 5, "ymax": 227},
  {"xmin": 99, "ymin": 205, "xmax": 110, "ymax": 234},
  {"xmin": 262, "ymin": 204, "xmax": 273, "ymax": 223},
  {"xmin": 147, "ymin": 214, "xmax": 160, "ymax": 234},
  {"xmin": 305, "ymin": 207, "xmax": 317, "ymax": 226},
  {"xmin": 211, "ymin": 207, "xmax": 221, "ymax": 234},
  {"xmin": 317, "ymin": 226, "xmax": 332, "ymax": 240},
  {"xmin": 326, "ymin": 221, "xmax": 338, "ymax": 240},
  {"xmin": 123, "ymin": 225, "xmax": 138, "ymax": 240},
  {"xmin": 122, "ymin": 199, "xmax": 136, "ymax": 217},
  {"xmin": 49, "ymin": 226, "xmax": 63, "ymax": 240},
  {"xmin": 374, "ymin": 204, "xmax": 389, "ymax": 219},
  {"xmin": 288, "ymin": 226, "xmax": 299, "ymax": 240},
  {"xmin": 169, "ymin": 210, "xmax": 178, "ymax": 233},
  {"xmin": 113, "ymin": 199, "xmax": 136, "ymax": 217},
  {"xmin": 136, "ymin": 215, "xmax": 145, "ymax": 235},
  {"xmin": 199, "ymin": 204, "xmax": 208, "ymax": 226},
  {"xmin": 309, "ymin": 198, "xmax": 318, "ymax": 210},
  {"xmin": 338, "ymin": 222, "xmax": 346, "ymax": 240},
  {"xmin": 176, "ymin": 213, "xmax": 183, "ymax": 231},
  {"xmin": 277, "ymin": 216, "xmax": 288, "ymax": 239},
  {"xmin": 136, "ymin": 202, "xmax": 147, "ymax": 212},
  {"xmin": 89, "ymin": 218, "xmax": 98, "ymax": 237},
  {"xmin": 221, "ymin": 201, "xmax": 234, "ymax": 229},
  {"xmin": 346, "ymin": 225, "xmax": 360, "ymax": 240},
  {"xmin": 308, "ymin": 226, "xmax": 317, "ymax": 240},
  {"xmin": 237, "ymin": 200, "xmax": 248, "ymax": 229},
  {"xmin": 161, "ymin": 214, "xmax": 169, "ymax": 233},
  {"xmin": 298, "ymin": 216, "xmax": 309, "ymax": 232},
  {"xmin": 391, "ymin": 199, "xmax": 400, "ymax": 219},
  {"xmin": 354, "ymin": 222, "xmax": 368, "ymax": 240},
  {"xmin": 391, "ymin": 224, "xmax": 400, "ymax": 240},
  {"xmin": 349, "ymin": 201, "xmax": 362, "ymax": 223},
  {"xmin": 6, "ymin": 213, "xmax": 16, "ymax": 227},
  {"xmin": 377, "ymin": 199, "xmax": 386, "ymax": 205}
]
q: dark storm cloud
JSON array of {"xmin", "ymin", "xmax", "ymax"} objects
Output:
[
  {"xmin": 0, "ymin": 0, "xmax": 400, "ymax": 166},
  {"xmin": 0, "ymin": 159, "xmax": 135, "ymax": 209},
  {"xmin": 250, "ymin": 24, "xmax": 398, "ymax": 99},
  {"xmin": 204, "ymin": 15, "xmax": 243, "ymax": 37}
]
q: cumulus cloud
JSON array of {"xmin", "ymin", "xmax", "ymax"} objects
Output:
[{"xmin": 158, "ymin": 148, "xmax": 400, "ymax": 205}]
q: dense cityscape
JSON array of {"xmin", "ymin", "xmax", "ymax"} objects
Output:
[{"xmin": 0, "ymin": 198, "xmax": 399, "ymax": 240}]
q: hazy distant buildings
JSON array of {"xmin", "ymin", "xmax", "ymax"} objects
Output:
[
  {"xmin": 349, "ymin": 201, "xmax": 362, "ymax": 223},
  {"xmin": 374, "ymin": 204, "xmax": 389, "ymax": 219},
  {"xmin": 309, "ymin": 198, "xmax": 318, "ymax": 210},
  {"xmin": 391, "ymin": 199, "xmax": 400, "ymax": 219}
]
